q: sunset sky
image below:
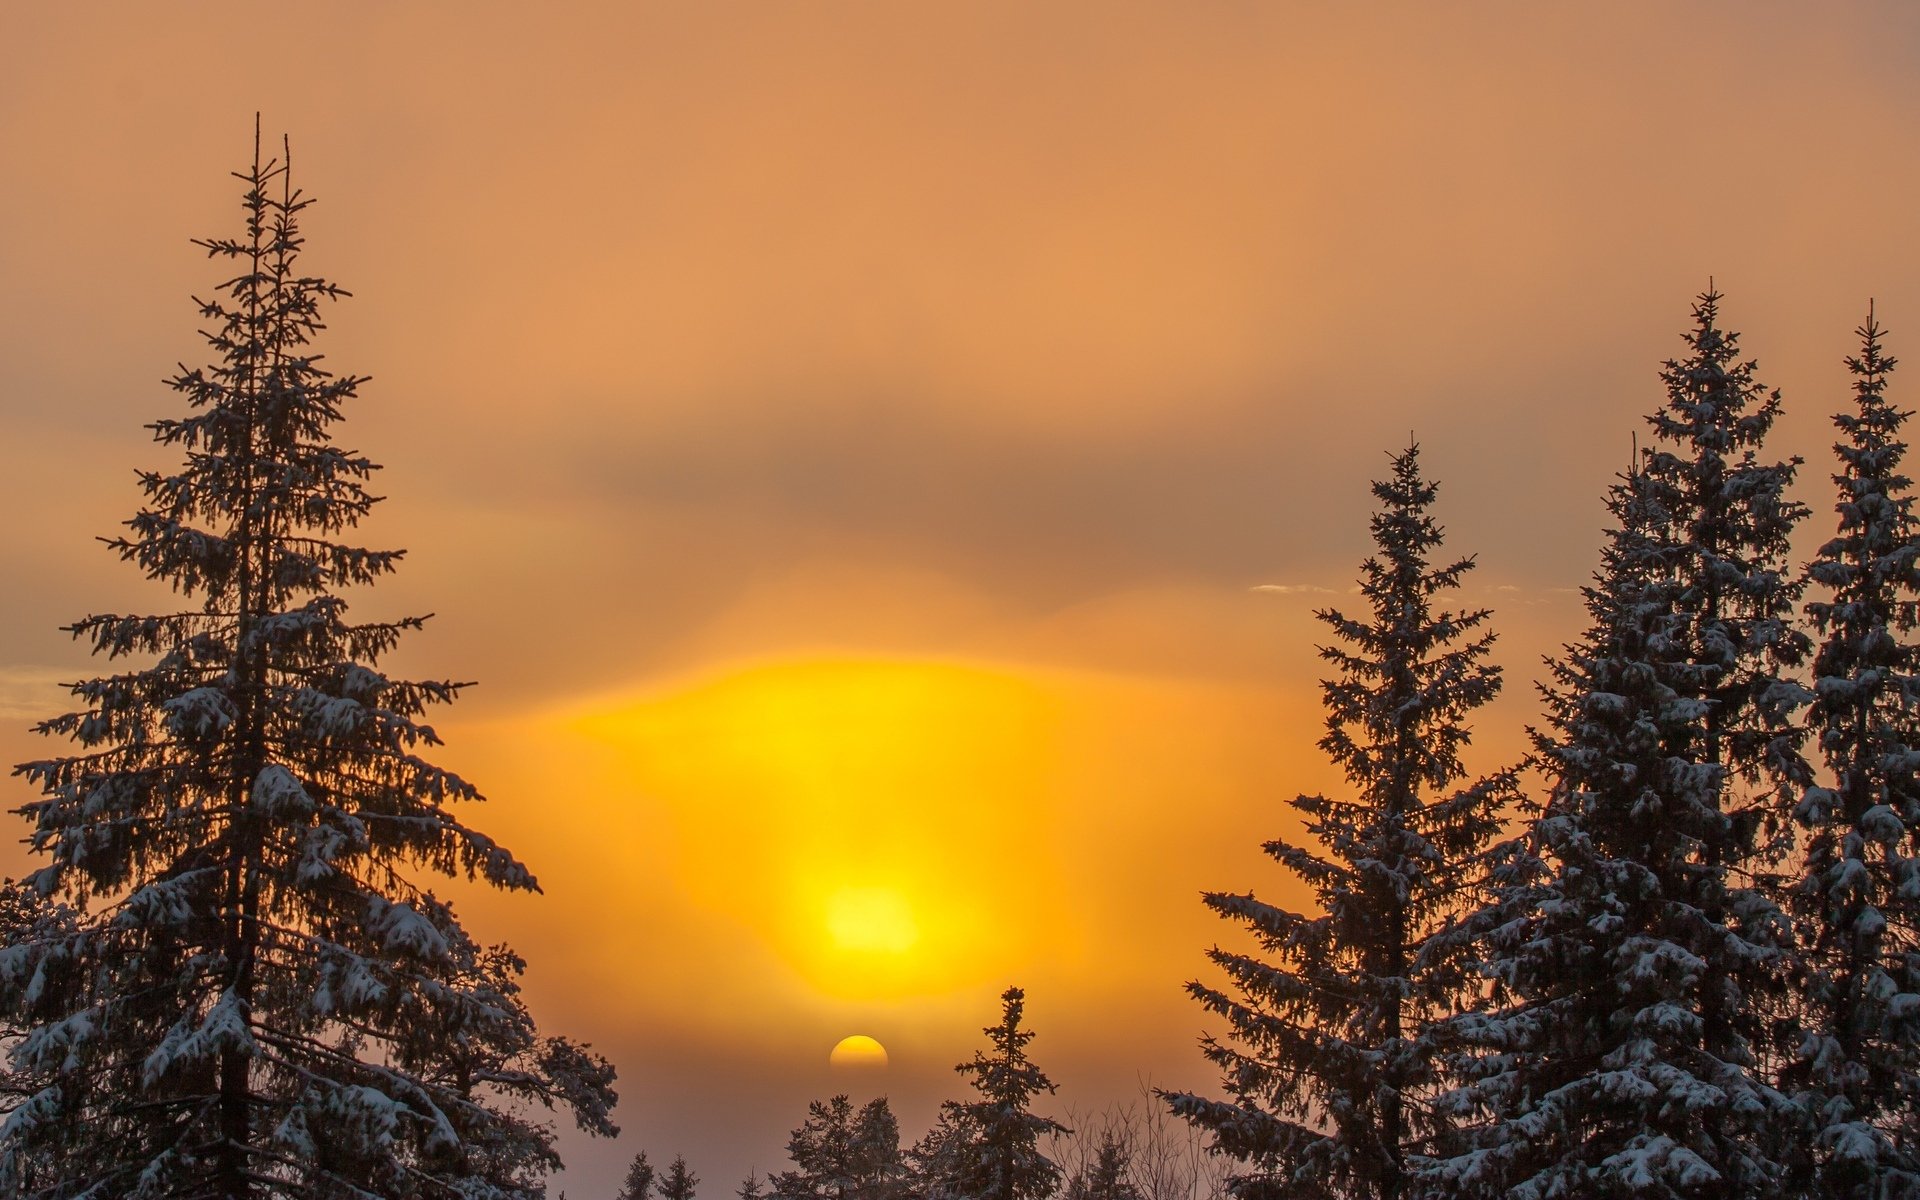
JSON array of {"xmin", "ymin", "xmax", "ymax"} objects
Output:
[{"xmin": 5, "ymin": 3, "xmax": 1920, "ymax": 1194}]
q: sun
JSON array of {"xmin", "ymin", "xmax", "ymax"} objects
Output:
[{"xmin": 830, "ymin": 1035, "xmax": 889, "ymax": 1071}]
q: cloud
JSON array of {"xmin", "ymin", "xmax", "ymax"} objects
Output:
[
  {"xmin": 1250, "ymin": 584, "xmax": 1336, "ymax": 595},
  {"xmin": 0, "ymin": 667, "xmax": 69, "ymax": 720}
]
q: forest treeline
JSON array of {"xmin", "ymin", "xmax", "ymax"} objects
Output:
[{"xmin": 0, "ymin": 139, "xmax": 1914, "ymax": 1198}]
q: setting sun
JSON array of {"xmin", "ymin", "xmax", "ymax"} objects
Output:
[{"xmin": 830, "ymin": 1035, "xmax": 890, "ymax": 1071}]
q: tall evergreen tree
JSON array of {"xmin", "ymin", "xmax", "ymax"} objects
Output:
[
  {"xmin": 925, "ymin": 987, "xmax": 1066, "ymax": 1200},
  {"xmin": 1426, "ymin": 291, "xmax": 1807, "ymax": 1199},
  {"xmin": 1638, "ymin": 285, "xmax": 1812, "ymax": 831},
  {"xmin": 1167, "ymin": 443, "xmax": 1513, "ymax": 1200},
  {"xmin": 3, "ymin": 128, "xmax": 614, "ymax": 1195},
  {"xmin": 1786, "ymin": 308, "xmax": 1920, "ymax": 1197}
]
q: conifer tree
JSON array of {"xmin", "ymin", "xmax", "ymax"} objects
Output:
[
  {"xmin": 1167, "ymin": 444, "xmax": 1513, "ymax": 1200},
  {"xmin": 620, "ymin": 1151, "xmax": 659, "ymax": 1200},
  {"xmin": 1785, "ymin": 309, "xmax": 1920, "ymax": 1197},
  {"xmin": 925, "ymin": 988, "xmax": 1066, "ymax": 1200},
  {"xmin": 1063, "ymin": 1136, "xmax": 1141, "ymax": 1200},
  {"xmin": 661, "ymin": 1155, "xmax": 700, "ymax": 1200},
  {"xmin": 772, "ymin": 1095, "xmax": 907, "ymax": 1200},
  {"xmin": 3, "ymin": 128, "xmax": 614, "ymax": 1196},
  {"xmin": 1427, "ymin": 292, "xmax": 1807, "ymax": 1198},
  {"xmin": 1637, "ymin": 285, "xmax": 1812, "ymax": 830},
  {"xmin": 739, "ymin": 1171, "xmax": 767, "ymax": 1200}
]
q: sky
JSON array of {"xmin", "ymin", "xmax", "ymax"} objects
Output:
[{"xmin": 4, "ymin": 3, "xmax": 1920, "ymax": 1193}]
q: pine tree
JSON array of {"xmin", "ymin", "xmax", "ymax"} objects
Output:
[
  {"xmin": 739, "ymin": 1171, "xmax": 767, "ymax": 1200},
  {"xmin": 1167, "ymin": 443, "xmax": 1514, "ymax": 1200},
  {"xmin": 1063, "ymin": 1136, "xmax": 1141, "ymax": 1200},
  {"xmin": 772, "ymin": 1095, "xmax": 907, "ymax": 1200},
  {"xmin": 1426, "ymin": 292, "xmax": 1807, "ymax": 1198},
  {"xmin": 3, "ymin": 127, "xmax": 615, "ymax": 1195},
  {"xmin": 924, "ymin": 987, "xmax": 1066, "ymax": 1200},
  {"xmin": 909, "ymin": 1107, "xmax": 969, "ymax": 1200},
  {"xmin": 1786, "ymin": 308, "xmax": 1920, "ymax": 1197},
  {"xmin": 621, "ymin": 1150, "xmax": 659, "ymax": 1200},
  {"xmin": 661, "ymin": 1155, "xmax": 700, "ymax": 1200},
  {"xmin": 1638, "ymin": 285, "xmax": 1812, "ymax": 833}
]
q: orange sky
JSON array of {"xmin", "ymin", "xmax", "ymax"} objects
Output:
[{"xmin": 5, "ymin": 3, "xmax": 1920, "ymax": 1194}]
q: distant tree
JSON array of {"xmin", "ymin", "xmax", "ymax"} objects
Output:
[
  {"xmin": 620, "ymin": 1150, "xmax": 659, "ymax": 1200},
  {"xmin": 662, "ymin": 1154, "xmax": 701, "ymax": 1200},
  {"xmin": 1064, "ymin": 1135, "xmax": 1142, "ymax": 1200},
  {"xmin": 1427, "ymin": 292, "xmax": 1807, "ymax": 1198},
  {"xmin": 1167, "ymin": 443, "xmax": 1515, "ymax": 1200},
  {"xmin": 773, "ymin": 1094, "xmax": 907, "ymax": 1200},
  {"xmin": 1, "ymin": 127, "xmax": 614, "ymax": 1195},
  {"xmin": 926, "ymin": 987, "xmax": 1067, "ymax": 1200},
  {"xmin": 740, "ymin": 1171, "xmax": 768, "ymax": 1200},
  {"xmin": 1784, "ymin": 308, "xmax": 1920, "ymax": 1196}
]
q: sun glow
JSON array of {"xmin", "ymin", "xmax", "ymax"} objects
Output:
[
  {"xmin": 826, "ymin": 887, "xmax": 919, "ymax": 955},
  {"xmin": 559, "ymin": 657, "xmax": 1071, "ymax": 998}
]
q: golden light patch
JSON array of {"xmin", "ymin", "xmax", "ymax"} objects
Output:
[
  {"xmin": 826, "ymin": 887, "xmax": 919, "ymax": 955},
  {"xmin": 560, "ymin": 657, "xmax": 1072, "ymax": 999},
  {"xmin": 829, "ymin": 1034, "xmax": 889, "ymax": 1070}
]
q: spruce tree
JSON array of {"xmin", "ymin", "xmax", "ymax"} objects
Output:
[
  {"xmin": 1063, "ymin": 1136, "xmax": 1141, "ymax": 1200},
  {"xmin": 3, "ymin": 128, "xmax": 614, "ymax": 1195},
  {"xmin": 739, "ymin": 1172, "xmax": 767, "ymax": 1200},
  {"xmin": 1786, "ymin": 308, "xmax": 1920, "ymax": 1196},
  {"xmin": 1638, "ymin": 285, "xmax": 1812, "ymax": 831},
  {"xmin": 661, "ymin": 1155, "xmax": 700, "ymax": 1200},
  {"xmin": 620, "ymin": 1151, "xmax": 659, "ymax": 1200},
  {"xmin": 772, "ymin": 1095, "xmax": 906, "ymax": 1200},
  {"xmin": 925, "ymin": 987, "xmax": 1065, "ymax": 1200},
  {"xmin": 1167, "ymin": 443, "xmax": 1513, "ymax": 1200},
  {"xmin": 1426, "ymin": 291, "xmax": 1807, "ymax": 1199}
]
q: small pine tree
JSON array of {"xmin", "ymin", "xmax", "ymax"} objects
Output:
[
  {"xmin": 620, "ymin": 1150, "xmax": 659, "ymax": 1200},
  {"xmin": 661, "ymin": 1155, "xmax": 700, "ymax": 1200},
  {"xmin": 1167, "ymin": 443, "xmax": 1514, "ymax": 1200},
  {"xmin": 927, "ymin": 987, "xmax": 1066, "ymax": 1200},
  {"xmin": 740, "ymin": 1171, "xmax": 767, "ymax": 1200},
  {"xmin": 2, "ymin": 127, "xmax": 614, "ymax": 1195},
  {"xmin": 772, "ymin": 1095, "xmax": 906, "ymax": 1200},
  {"xmin": 1785, "ymin": 308, "xmax": 1920, "ymax": 1196},
  {"xmin": 1064, "ymin": 1135, "xmax": 1141, "ymax": 1200}
]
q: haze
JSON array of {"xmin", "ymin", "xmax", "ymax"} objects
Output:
[{"xmin": 4, "ymin": 3, "xmax": 1919, "ymax": 1194}]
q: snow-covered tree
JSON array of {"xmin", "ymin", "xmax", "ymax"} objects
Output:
[
  {"xmin": 1426, "ymin": 293, "xmax": 1807, "ymax": 1199},
  {"xmin": 661, "ymin": 1155, "xmax": 700, "ymax": 1200},
  {"xmin": 772, "ymin": 1095, "xmax": 906, "ymax": 1200},
  {"xmin": 1637, "ymin": 285, "xmax": 1812, "ymax": 833},
  {"xmin": 923, "ymin": 988, "xmax": 1066, "ymax": 1200},
  {"xmin": 3, "ymin": 128, "xmax": 615, "ymax": 1196},
  {"xmin": 620, "ymin": 1151, "xmax": 659, "ymax": 1200},
  {"xmin": 1167, "ymin": 443, "xmax": 1514, "ymax": 1200},
  {"xmin": 1785, "ymin": 308, "xmax": 1920, "ymax": 1197}
]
